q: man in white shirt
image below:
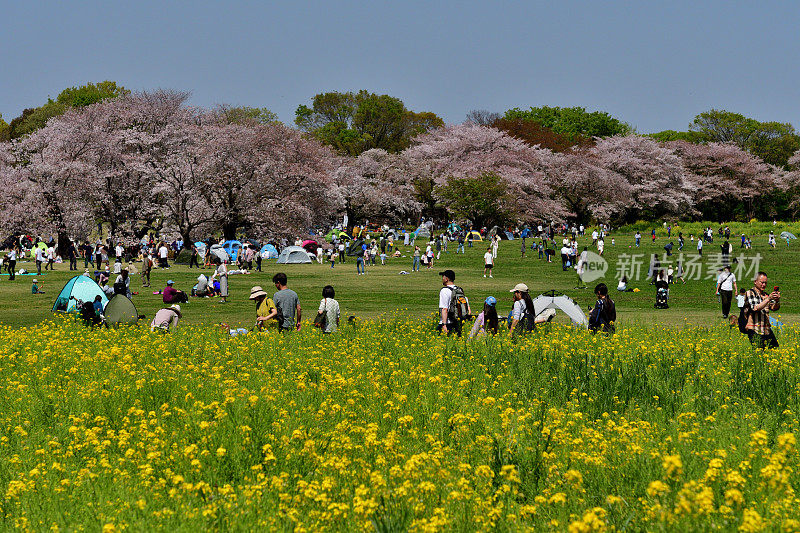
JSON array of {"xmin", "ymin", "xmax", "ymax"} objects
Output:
[
  {"xmin": 46, "ymin": 246, "xmax": 55, "ymax": 270},
  {"xmin": 591, "ymin": 230, "xmax": 599, "ymax": 245},
  {"xmin": 158, "ymin": 244, "xmax": 169, "ymax": 268},
  {"xmin": 35, "ymin": 246, "xmax": 45, "ymax": 275},
  {"xmin": 697, "ymin": 238, "xmax": 703, "ymax": 256},
  {"xmin": 483, "ymin": 247, "xmax": 494, "ymax": 278},
  {"xmin": 716, "ymin": 266, "xmax": 738, "ymax": 318},
  {"xmin": 560, "ymin": 244, "xmax": 571, "ymax": 271},
  {"xmin": 437, "ymin": 269, "xmax": 469, "ymax": 336}
]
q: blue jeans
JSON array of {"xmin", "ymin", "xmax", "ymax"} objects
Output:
[
  {"xmin": 457, "ymin": 243, "xmax": 464, "ymax": 253},
  {"xmin": 412, "ymin": 257, "xmax": 419, "ymax": 271},
  {"xmin": 357, "ymin": 257, "xmax": 365, "ymax": 274}
]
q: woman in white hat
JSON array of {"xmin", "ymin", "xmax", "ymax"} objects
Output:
[
  {"xmin": 150, "ymin": 304, "xmax": 182, "ymax": 332},
  {"xmin": 250, "ymin": 286, "xmax": 277, "ymax": 331},
  {"xmin": 509, "ymin": 283, "xmax": 534, "ymax": 335}
]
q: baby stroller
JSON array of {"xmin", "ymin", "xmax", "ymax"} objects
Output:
[{"xmin": 654, "ymin": 280, "xmax": 669, "ymax": 309}]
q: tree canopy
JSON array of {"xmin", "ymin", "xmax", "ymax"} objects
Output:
[
  {"xmin": 295, "ymin": 90, "xmax": 443, "ymax": 155},
  {"xmin": 3, "ymin": 81, "xmax": 129, "ymax": 140},
  {"xmin": 503, "ymin": 105, "xmax": 631, "ymax": 140}
]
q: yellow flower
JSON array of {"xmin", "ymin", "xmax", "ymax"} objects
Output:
[
  {"xmin": 216, "ymin": 447, "xmax": 226, "ymax": 457},
  {"xmin": 662, "ymin": 454, "xmax": 683, "ymax": 479}
]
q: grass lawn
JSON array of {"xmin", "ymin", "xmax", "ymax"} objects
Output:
[{"xmin": 2, "ymin": 232, "xmax": 796, "ymax": 329}]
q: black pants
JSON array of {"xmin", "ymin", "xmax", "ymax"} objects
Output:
[
  {"xmin": 719, "ymin": 289, "xmax": 733, "ymax": 317},
  {"xmin": 437, "ymin": 321, "xmax": 462, "ymax": 337},
  {"xmin": 7, "ymin": 260, "xmax": 15, "ymax": 280},
  {"xmin": 70, "ymin": 257, "xmax": 77, "ymax": 270},
  {"xmin": 256, "ymin": 257, "xmax": 262, "ymax": 271},
  {"xmin": 36, "ymin": 260, "xmax": 42, "ymax": 275},
  {"xmin": 189, "ymin": 255, "xmax": 199, "ymax": 268},
  {"xmin": 748, "ymin": 330, "xmax": 778, "ymax": 349}
]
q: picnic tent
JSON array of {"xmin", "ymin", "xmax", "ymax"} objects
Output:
[
  {"xmin": 32, "ymin": 241, "xmax": 48, "ymax": 254},
  {"xmin": 53, "ymin": 276, "xmax": 108, "ymax": 313},
  {"xmin": 532, "ymin": 291, "xmax": 588, "ymax": 328},
  {"xmin": 325, "ymin": 230, "xmax": 351, "ymax": 242},
  {"xmin": 302, "ymin": 240, "xmax": 319, "ymax": 253},
  {"xmin": 466, "ymin": 231, "xmax": 483, "ymax": 241},
  {"xmin": 276, "ymin": 246, "xmax": 312, "ymax": 264},
  {"xmin": 780, "ymin": 231, "xmax": 797, "ymax": 240},
  {"xmin": 223, "ymin": 240, "xmax": 243, "ymax": 261},
  {"xmin": 245, "ymin": 238, "xmax": 261, "ymax": 249},
  {"xmin": 413, "ymin": 225, "xmax": 431, "ymax": 240},
  {"xmin": 260, "ymin": 244, "xmax": 279, "ymax": 259},
  {"xmin": 104, "ymin": 295, "xmax": 139, "ymax": 327},
  {"xmin": 504, "ymin": 231, "xmax": 515, "ymax": 240},
  {"xmin": 347, "ymin": 239, "xmax": 366, "ymax": 256},
  {"xmin": 208, "ymin": 244, "xmax": 229, "ymax": 263}
]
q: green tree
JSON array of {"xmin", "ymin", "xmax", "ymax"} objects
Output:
[
  {"xmin": 689, "ymin": 109, "xmax": 800, "ymax": 168},
  {"xmin": 217, "ymin": 105, "xmax": 280, "ymax": 125},
  {"xmin": 5, "ymin": 81, "xmax": 128, "ymax": 139},
  {"xmin": 56, "ymin": 81, "xmax": 129, "ymax": 108},
  {"xmin": 435, "ymin": 172, "xmax": 514, "ymax": 228},
  {"xmin": 295, "ymin": 90, "xmax": 443, "ymax": 155},
  {"xmin": 503, "ymin": 105, "xmax": 631, "ymax": 140},
  {"xmin": 646, "ymin": 130, "xmax": 704, "ymax": 143},
  {"xmin": 0, "ymin": 114, "xmax": 9, "ymax": 141}
]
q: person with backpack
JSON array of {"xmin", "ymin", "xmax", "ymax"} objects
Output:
[
  {"xmin": 437, "ymin": 269, "xmax": 470, "ymax": 336},
  {"xmin": 315, "ymin": 285, "xmax": 340, "ymax": 334},
  {"xmin": 508, "ymin": 283, "xmax": 536, "ymax": 338},
  {"xmin": 589, "ymin": 283, "xmax": 616, "ymax": 334}
]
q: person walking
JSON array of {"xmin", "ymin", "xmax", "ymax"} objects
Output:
[
  {"xmin": 469, "ymin": 296, "xmax": 499, "ymax": 338},
  {"xmin": 491, "ymin": 235, "xmax": 499, "ymax": 259},
  {"xmin": 272, "ymin": 272, "xmax": 302, "ymax": 332},
  {"xmin": 457, "ymin": 233, "xmax": 465, "ymax": 254},
  {"xmin": 141, "ymin": 254, "xmax": 153, "ymax": 288},
  {"xmin": 338, "ymin": 242, "xmax": 346, "ymax": 263},
  {"xmin": 716, "ymin": 266, "xmax": 737, "ymax": 318},
  {"xmin": 483, "ymin": 246, "xmax": 494, "ymax": 278},
  {"xmin": 35, "ymin": 245, "xmax": 44, "ymax": 275},
  {"xmin": 189, "ymin": 244, "xmax": 200, "ymax": 268},
  {"xmin": 158, "ymin": 242, "xmax": 170, "ymax": 269},
  {"xmin": 743, "ymin": 272, "xmax": 781, "ymax": 348},
  {"xmin": 412, "ymin": 246, "xmax": 421, "ymax": 272},
  {"xmin": 316, "ymin": 285, "xmax": 340, "ymax": 334},
  {"xmin": 697, "ymin": 237, "xmax": 703, "ymax": 257},
  {"xmin": 68, "ymin": 241, "xmax": 78, "ymax": 271},
  {"xmin": 6, "ymin": 247, "xmax": 17, "ymax": 281},
  {"xmin": 437, "ymin": 269, "xmax": 470, "ymax": 336}
]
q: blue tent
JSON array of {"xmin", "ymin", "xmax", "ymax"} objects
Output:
[
  {"xmin": 223, "ymin": 240, "xmax": 243, "ymax": 261},
  {"xmin": 53, "ymin": 276, "xmax": 109, "ymax": 313},
  {"xmin": 504, "ymin": 231, "xmax": 515, "ymax": 240},
  {"xmin": 520, "ymin": 228, "xmax": 531, "ymax": 238},
  {"xmin": 260, "ymin": 244, "xmax": 279, "ymax": 259},
  {"xmin": 194, "ymin": 241, "xmax": 207, "ymax": 258}
]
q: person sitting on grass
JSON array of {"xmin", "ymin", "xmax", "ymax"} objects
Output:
[
  {"xmin": 617, "ymin": 275, "xmax": 633, "ymax": 292},
  {"xmin": 162, "ymin": 280, "xmax": 189, "ymax": 304},
  {"xmin": 589, "ymin": 283, "xmax": 616, "ymax": 334},
  {"xmin": 31, "ymin": 279, "xmax": 44, "ymax": 294}
]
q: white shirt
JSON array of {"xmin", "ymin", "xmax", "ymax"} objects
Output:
[
  {"xmin": 318, "ymin": 298, "xmax": 340, "ymax": 333},
  {"xmin": 438, "ymin": 286, "xmax": 453, "ymax": 323},
  {"xmin": 591, "ymin": 231, "xmax": 598, "ymax": 240},
  {"xmin": 47, "ymin": 247, "xmax": 55, "ymax": 259},
  {"xmin": 697, "ymin": 240, "xmax": 703, "ymax": 250},
  {"xmin": 717, "ymin": 272, "xmax": 736, "ymax": 292},
  {"xmin": 736, "ymin": 294, "xmax": 746, "ymax": 308},
  {"xmin": 159, "ymin": 246, "xmax": 168, "ymax": 258},
  {"xmin": 512, "ymin": 299, "xmax": 527, "ymax": 320},
  {"xmin": 115, "ymin": 245, "xmax": 123, "ymax": 257},
  {"xmin": 483, "ymin": 251, "xmax": 493, "ymax": 265},
  {"xmin": 36, "ymin": 249, "xmax": 44, "ymax": 261}
]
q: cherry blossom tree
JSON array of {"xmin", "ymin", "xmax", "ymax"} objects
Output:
[
  {"xmin": 590, "ymin": 135, "xmax": 691, "ymax": 222},
  {"xmin": 334, "ymin": 148, "xmax": 419, "ymax": 225},
  {"xmin": 669, "ymin": 140, "xmax": 776, "ymax": 220},
  {"xmin": 403, "ymin": 124, "xmax": 565, "ymax": 223},
  {"xmin": 0, "ymin": 109, "xmax": 97, "ymax": 250},
  {"xmin": 197, "ymin": 122, "xmax": 340, "ymax": 240},
  {"xmin": 545, "ymin": 151, "xmax": 632, "ymax": 223}
]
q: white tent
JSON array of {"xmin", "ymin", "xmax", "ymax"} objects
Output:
[
  {"xmin": 276, "ymin": 246, "xmax": 312, "ymax": 264},
  {"xmin": 532, "ymin": 291, "xmax": 588, "ymax": 328}
]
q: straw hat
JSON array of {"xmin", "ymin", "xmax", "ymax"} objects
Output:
[
  {"xmin": 169, "ymin": 304, "xmax": 182, "ymax": 316},
  {"xmin": 249, "ymin": 286, "xmax": 268, "ymax": 300}
]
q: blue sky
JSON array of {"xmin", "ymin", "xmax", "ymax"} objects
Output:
[{"xmin": 2, "ymin": 1, "xmax": 798, "ymax": 133}]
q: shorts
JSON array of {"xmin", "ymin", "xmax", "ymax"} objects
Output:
[{"xmin": 485, "ymin": 264, "xmax": 493, "ymax": 269}]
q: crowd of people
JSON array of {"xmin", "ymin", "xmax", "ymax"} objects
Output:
[{"xmin": 3, "ymin": 220, "xmax": 786, "ymax": 349}]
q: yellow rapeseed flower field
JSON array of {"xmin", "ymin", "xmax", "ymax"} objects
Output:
[{"xmin": 0, "ymin": 317, "xmax": 798, "ymax": 531}]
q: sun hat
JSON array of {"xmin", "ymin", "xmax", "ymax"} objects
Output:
[
  {"xmin": 509, "ymin": 283, "xmax": 529, "ymax": 293},
  {"xmin": 249, "ymin": 286, "xmax": 268, "ymax": 300},
  {"xmin": 485, "ymin": 296, "xmax": 496, "ymax": 306},
  {"xmin": 169, "ymin": 304, "xmax": 182, "ymax": 316},
  {"xmin": 167, "ymin": 280, "xmax": 174, "ymax": 285},
  {"xmin": 32, "ymin": 279, "xmax": 38, "ymax": 283}
]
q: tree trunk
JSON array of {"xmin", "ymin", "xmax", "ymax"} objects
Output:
[
  {"xmin": 57, "ymin": 231, "xmax": 71, "ymax": 259},
  {"xmin": 222, "ymin": 222, "xmax": 238, "ymax": 241}
]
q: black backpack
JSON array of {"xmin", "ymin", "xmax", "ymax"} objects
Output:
[{"xmin": 447, "ymin": 286, "xmax": 469, "ymax": 321}]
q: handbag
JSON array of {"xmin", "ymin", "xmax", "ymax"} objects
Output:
[{"xmin": 314, "ymin": 298, "xmax": 328, "ymax": 330}]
